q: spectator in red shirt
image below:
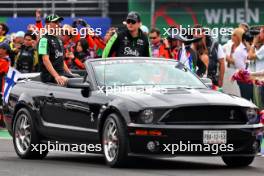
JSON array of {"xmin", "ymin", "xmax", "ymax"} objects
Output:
[
  {"xmin": 0, "ymin": 43, "xmax": 10, "ymax": 92},
  {"xmin": 149, "ymin": 28, "xmax": 170, "ymax": 59},
  {"xmin": 0, "ymin": 42, "xmax": 10, "ymax": 126}
]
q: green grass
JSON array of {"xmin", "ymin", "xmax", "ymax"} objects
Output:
[{"xmin": 0, "ymin": 129, "xmax": 11, "ymax": 139}]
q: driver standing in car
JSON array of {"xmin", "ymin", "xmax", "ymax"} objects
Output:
[
  {"xmin": 102, "ymin": 11, "xmax": 151, "ymax": 58},
  {"xmin": 38, "ymin": 14, "xmax": 72, "ymax": 86}
]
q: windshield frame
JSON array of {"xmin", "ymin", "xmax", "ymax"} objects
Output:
[{"xmin": 88, "ymin": 57, "xmax": 208, "ymax": 90}]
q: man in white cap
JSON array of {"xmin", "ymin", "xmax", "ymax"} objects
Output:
[{"xmin": 12, "ymin": 31, "xmax": 25, "ymax": 55}]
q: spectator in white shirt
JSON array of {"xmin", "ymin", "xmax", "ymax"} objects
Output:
[
  {"xmin": 248, "ymin": 26, "xmax": 264, "ymax": 106},
  {"xmin": 226, "ymin": 28, "xmax": 253, "ymax": 100},
  {"xmin": 226, "ymin": 28, "xmax": 248, "ymax": 69}
]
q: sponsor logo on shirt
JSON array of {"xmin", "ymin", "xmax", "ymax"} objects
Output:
[
  {"xmin": 124, "ymin": 47, "xmax": 139, "ymax": 56},
  {"xmin": 55, "ymin": 50, "xmax": 63, "ymax": 58},
  {"xmin": 137, "ymin": 39, "xmax": 144, "ymax": 46}
]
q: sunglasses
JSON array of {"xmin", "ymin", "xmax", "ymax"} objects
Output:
[
  {"xmin": 126, "ymin": 19, "xmax": 136, "ymax": 24},
  {"xmin": 149, "ymin": 36, "xmax": 157, "ymax": 40},
  {"xmin": 24, "ymin": 38, "xmax": 32, "ymax": 41}
]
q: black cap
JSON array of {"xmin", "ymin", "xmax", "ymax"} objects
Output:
[
  {"xmin": 45, "ymin": 14, "xmax": 64, "ymax": 23},
  {"xmin": 167, "ymin": 31, "xmax": 202, "ymax": 45},
  {"xmin": 126, "ymin": 11, "xmax": 141, "ymax": 22},
  {"xmin": 0, "ymin": 42, "xmax": 11, "ymax": 54}
]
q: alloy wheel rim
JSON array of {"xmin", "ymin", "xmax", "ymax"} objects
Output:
[
  {"xmin": 103, "ymin": 118, "xmax": 119, "ymax": 162},
  {"xmin": 14, "ymin": 114, "xmax": 31, "ymax": 155}
]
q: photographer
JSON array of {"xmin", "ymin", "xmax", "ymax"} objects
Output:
[{"xmin": 247, "ymin": 26, "xmax": 264, "ymax": 106}]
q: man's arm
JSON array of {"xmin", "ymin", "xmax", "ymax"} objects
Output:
[
  {"xmin": 35, "ymin": 8, "xmax": 43, "ymax": 30},
  {"xmin": 226, "ymin": 55, "xmax": 235, "ymax": 64},
  {"xmin": 145, "ymin": 41, "xmax": 151, "ymax": 57},
  {"xmin": 142, "ymin": 35, "xmax": 151, "ymax": 57},
  {"xmin": 216, "ymin": 44, "xmax": 226, "ymax": 87},
  {"xmin": 42, "ymin": 55, "xmax": 68, "ymax": 86},
  {"xmin": 247, "ymin": 36, "xmax": 259, "ymax": 60},
  {"xmin": 42, "ymin": 55, "xmax": 60, "ymax": 79},
  {"xmin": 218, "ymin": 58, "xmax": 225, "ymax": 87},
  {"xmin": 63, "ymin": 61, "xmax": 72, "ymax": 74},
  {"xmin": 250, "ymin": 71, "xmax": 264, "ymax": 77},
  {"xmin": 39, "ymin": 37, "xmax": 59, "ymax": 78},
  {"xmin": 102, "ymin": 33, "xmax": 118, "ymax": 58},
  {"xmin": 248, "ymin": 45, "xmax": 257, "ymax": 60},
  {"xmin": 33, "ymin": 50, "xmax": 39, "ymax": 72}
]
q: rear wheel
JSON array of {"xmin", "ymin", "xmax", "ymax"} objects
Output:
[
  {"xmin": 102, "ymin": 113, "xmax": 128, "ymax": 167},
  {"xmin": 222, "ymin": 156, "xmax": 255, "ymax": 167},
  {"xmin": 13, "ymin": 108, "xmax": 48, "ymax": 159}
]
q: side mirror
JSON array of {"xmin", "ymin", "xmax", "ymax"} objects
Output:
[
  {"xmin": 67, "ymin": 78, "xmax": 90, "ymax": 89},
  {"xmin": 67, "ymin": 78, "xmax": 91, "ymax": 98},
  {"xmin": 200, "ymin": 77, "xmax": 212, "ymax": 88}
]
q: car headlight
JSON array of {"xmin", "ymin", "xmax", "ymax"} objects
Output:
[
  {"xmin": 246, "ymin": 108, "xmax": 259, "ymax": 124},
  {"xmin": 140, "ymin": 109, "xmax": 154, "ymax": 124}
]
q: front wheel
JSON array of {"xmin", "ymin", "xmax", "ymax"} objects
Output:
[
  {"xmin": 13, "ymin": 108, "xmax": 48, "ymax": 159},
  {"xmin": 222, "ymin": 156, "xmax": 255, "ymax": 167},
  {"xmin": 102, "ymin": 113, "xmax": 128, "ymax": 167}
]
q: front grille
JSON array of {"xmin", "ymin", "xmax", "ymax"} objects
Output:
[{"xmin": 160, "ymin": 106, "xmax": 247, "ymax": 124}]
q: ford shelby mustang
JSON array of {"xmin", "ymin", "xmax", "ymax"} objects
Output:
[{"xmin": 3, "ymin": 57, "xmax": 263, "ymax": 167}]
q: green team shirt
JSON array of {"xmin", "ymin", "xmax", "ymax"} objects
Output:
[{"xmin": 38, "ymin": 35, "xmax": 64, "ymax": 82}]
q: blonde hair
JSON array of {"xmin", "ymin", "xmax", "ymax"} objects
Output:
[{"xmin": 233, "ymin": 28, "xmax": 245, "ymax": 42}]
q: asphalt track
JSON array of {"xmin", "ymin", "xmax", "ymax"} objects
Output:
[{"xmin": 1, "ymin": 129, "xmax": 264, "ymax": 176}]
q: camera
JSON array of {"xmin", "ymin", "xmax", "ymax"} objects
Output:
[
  {"xmin": 72, "ymin": 18, "xmax": 89, "ymax": 28},
  {"xmin": 243, "ymin": 27, "xmax": 260, "ymax": 43}
]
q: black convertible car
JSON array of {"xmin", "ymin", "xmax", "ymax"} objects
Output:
[{"xmin": 3, "ymin": 57, "xmax": 263, "ymax": 167}]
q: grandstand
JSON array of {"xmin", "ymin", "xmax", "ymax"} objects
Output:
[{"xmin": 0, "ymin": 0, "xmax": 128, "ymax": 26}]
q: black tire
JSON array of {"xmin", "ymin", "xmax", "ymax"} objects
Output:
[
  {"xmin": 102, "ymin": 113, "xmax": 128, "ymax": 167},
  {"xmin": 222, "ymin": 156, "xmax": 255, "ymax": 167},
  {"xmin": 13, "ymin": 108, "xmax": 48, "ymax": 159}
]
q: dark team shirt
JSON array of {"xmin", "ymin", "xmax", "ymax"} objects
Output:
[
  {"xmin": 38, "ymin": 34, "xmax": 64, "ymax": 83},
  {"xmin": 102, "ymin": 28, "xmax": 151, "ymax": 58},
  {"xmin": 16, "ymin": 45, "xmax": 37, "ymax": 73}
]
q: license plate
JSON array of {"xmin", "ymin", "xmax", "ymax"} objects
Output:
[{"xmin": 203, "ymin": 130, "xmax": 227, "ymax": 144}]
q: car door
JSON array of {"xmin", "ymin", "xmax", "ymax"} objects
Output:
[{"xmin": 43, "ymin": 82, "xmax": 102, "ymax": 142}]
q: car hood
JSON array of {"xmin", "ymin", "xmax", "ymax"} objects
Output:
[{"xmin": 109, "ymin": 88, "xmax": 256, "ymax": 108}]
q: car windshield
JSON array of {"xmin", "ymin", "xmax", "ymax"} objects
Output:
[{"xmin": 91, "ymin": 59, "xmax": 206, "ymax": 89}]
